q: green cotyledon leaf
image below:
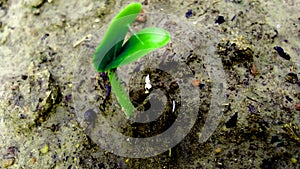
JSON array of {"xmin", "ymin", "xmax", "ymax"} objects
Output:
[
  {"xmin": 104, "ymin": 27, "xmax": 171, "ymax": 70},
  {"xmin": 93, "ymin": 3, "xmax": 142, "ymax": 72}
]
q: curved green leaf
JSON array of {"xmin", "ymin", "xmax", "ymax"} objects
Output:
[
  {"xmin": 104, "ymin": 27, "xmax": 171, "ymax": 70},
  {"xmin": 93, "ymin": 3, "xmax": 142, "ymax": 72}
]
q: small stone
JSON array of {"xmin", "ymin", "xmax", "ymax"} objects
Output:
[
  {"xmin": 185, "ymin": 9, "xmax": 193, "ymax": 18},
  {"xmin": 199, "ymin": 83, "xmax": 205, "ymax": 89},
  {"xmin": 31, "ymin": 157, "xmax": 36, "ymax": 164},
  {"xmin": 250, "ymin": 64, "xmax": 259, "ymax": 76},
  {"xmin": 29, "ymin": 0, "xmax": 44, "ymax": 8},
  {"xmin": 32, "ymin": 8, "xmax": 40, "ymax": 15},
  {"xmin": 295, "ymin": 103, "xmax": 300, "ymax": 111},
  {"xmin": 65, "ymin": 94, "xmax": 72, "ymax": 102},
  {"xmin": 221, "ymin": 126, "xmax": 227, "ymax": 131},
  {"xmin": 248, "ymin": 104, "xmax": 258, "ymax": 114},
  {"xmin": 215, "ymin": 16, "xmax": 225, "ymax": 24},
  {"xmin": 135, "ymin": 9, "xmax": 147, "ymax": 23},
  {"xmin": 75, "ymin": 144, "xmax": 80, "ymax": 148},
  {"xmin": 215, "ymin": 147, "xmax": 222, "ymax": 154},
  {"xmin": 192, "ymin": 79, "xmax": 201, "ymax": 87},
  {"xmin": 21, "ymin": 75, "xmax": 28, "ymax": 80},
  {"xmin": 2, "ymin": 158, "xmax": 15, "ymax": 168},
  {"xmin": 274, "ymin": 46, "xmax": 291, "ymax": 60},
  {"xmin": 290, "ymin": 157, "xmax": 297, "ymax": 164},
  {"xmin": 40, "ymin": 144, "xmax": 49, "ymax": 154}
]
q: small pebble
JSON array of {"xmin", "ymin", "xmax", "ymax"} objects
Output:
[
  {"xmin": 215, "ymin": 148, "xmax": 222, "ymax": 154},
  {"xmin": 295, "ymin": 103, "xmax": 300, "ymax": 111},
  {"xmin": 250, "ymin": 64, "xmax": 259, "ymax": 76},
  {"xmin": 21, "ymin": 75, "xmax": 28, "ymax": 80},
  {"xmin": 32, "ymin": 8, "xmax": 40, "ymax": 15},
  {"xmin": 290, "ymin": 157, "xmax": 297, "ymax": 164},
  {"xmin": 274, "ymin": 46, "xmax": 291, "ymax": 60},
  {"xmin": 248, "ymin": 104, "xmax": 258, "ymax": 114},
  {"xmin": 30, "ymin": 0, "xmax": 44, "ymax": 7},
  {"xmin": 40, "ymin": 144, "xmax": 49, "ymax": 154},
  {"xmin": 215, "ymin": 16, "xmax": 225, "ymax": 24},
  {"xmin": 2, "ymin": 158, "xmax": 15, "ymax": 168},
  {"xmin": 65, "ymin": 94, "xmax": 72, "ymax": 102},
  {"xmin": 31, "ymin": 157, "xmax": 36, "ymax": 164},
  {"xmin": 135, "ymin": 9, "xmax": 147, "ymax": 23},
  {"xmin": 199, "ymin": 83, "xmax": 205, "ymax": 89},
  {"xmin": 185, "ymin": 9, "xmax": 193, "ymax": 18},
  {"xmin": 192, "ymin": 79, "xmax": 201, "ymax": 87}
]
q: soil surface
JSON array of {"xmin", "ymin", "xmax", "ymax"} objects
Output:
[{"xmin": 0, "ymin": 0, "xmax": 299, "ymax": 168}]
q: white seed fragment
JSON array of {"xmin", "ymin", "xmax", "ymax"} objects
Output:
[
  {"xmin": 145, "ymin": 74, "xmax": 152, "ymax": 93},
  {"xmin": 172, "ymin": 100, "xmax": 175, "ymax": 112}
]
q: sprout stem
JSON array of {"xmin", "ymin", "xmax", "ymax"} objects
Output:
[{"xmin": 107, "ymin": 69, "xmax": 134, "ymax": 118}]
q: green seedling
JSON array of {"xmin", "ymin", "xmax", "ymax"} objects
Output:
[{"xmin": 93, "ymin": 3, "xmax": 171, "ymax": 118}]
